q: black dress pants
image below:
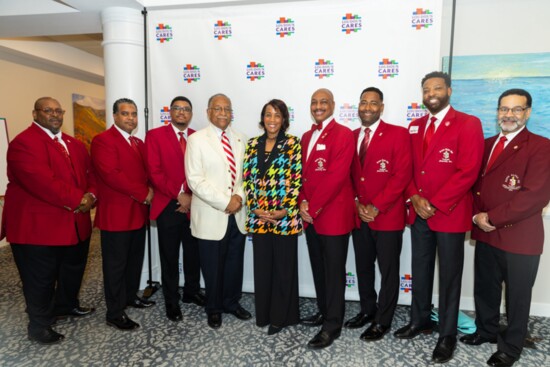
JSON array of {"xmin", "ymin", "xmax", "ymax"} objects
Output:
[
  {"xmin": 252, "ymin": 233, "xmax": 299, "ymax": 328},
  {"xmin": 11, "ymin": 238, "xmax": 90, "ymax": 334},
  {"xmin": 101, "ymin": 226, "xmax": 146, "ymax": 319},
  {"xmin": 410, "ymin": 217, "xmax": 464, "ymax": 338},
  {"xmin": 352, "ymin": 222, "xmax": 403, "ymax": 326},
  {"xmin": 474, "ymin": 241, "xmax": 540, "ymax": 358},
  {"xmin": 305, "ymin": 224, "xmax": 349, "ymax": 333},
  {"xmin": 156, "ymin": 200, "xmax": 201, "ymax": 308},
  {"xmin": 199, "ymin": 215, "xmax": 245, "ymax": 315}
]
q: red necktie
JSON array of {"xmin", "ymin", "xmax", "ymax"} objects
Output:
[
  {"xmin": 53, "ymin": 136, "xmax": 70, "ymax": 160},
  {"xmin": 423, "ymin": 116, "xmax": 437, "ymax": 157},
  {"xmin": 359, "ymin": 127, "xmax": 371, "ymax": 165},
  {"xmin": 311, "ymin": 121, "xmax": 323, "ymax": 131},
  {"xmin": 221, "ymin": 131, "xmax": 237, "ymax": 187},
  {"xmin": 178, "ymin": 131, "xmax": 187, "ymax": 156},
  {"xmin": 129, "ymin": 136, "xmax": 141, "ymax": 156},
  {"xmin": 485, "ymin": 136, "xmax": 507, "ymax": 172}
]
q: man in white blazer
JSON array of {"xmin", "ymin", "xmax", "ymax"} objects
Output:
[{"xmin": 185, "ymin": 93, "xmax": 250, "ymax": 329}]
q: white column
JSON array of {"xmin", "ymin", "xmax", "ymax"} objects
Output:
[
  {"xmin": 101, "ymin": 7, "xmax": 160, "ymax": 292},
  {"xmin": 101, "ymin": 7, "xmax": 146, "ymax": 139}
]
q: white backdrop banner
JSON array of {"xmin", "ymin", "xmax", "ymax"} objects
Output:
[{"xmin": 147, "ymin": 0, "xmax": 443, "ymax": 303}]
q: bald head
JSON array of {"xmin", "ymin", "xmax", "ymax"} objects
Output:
[
  {"xmin": 32, "ymin": 97, "xmax": 65, "ymax": 134},
  {"xmin": 310, "ymin": 88, "xmax": 335, "ymax": 124}
]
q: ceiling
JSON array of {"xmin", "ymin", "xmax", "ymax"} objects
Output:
[{"xmin": 0, "ymin": 0, "xmax": 317, "ymax": 58}]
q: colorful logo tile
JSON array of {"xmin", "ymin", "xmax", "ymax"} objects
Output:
[
  {"xmin": 346, "ymin": 272, "xmax": 357, "ymax": 288},
  {"xmin": 214, "ymin": 20, "xmax": 232, "ymax": 40},
  {"xmin": 407, "ymin": 102, "xmax": 428, "ymax": 122},
  {"xmin": 156, "ymin": 24, "xmax": 173, "ymax": 43},
  {"xmin": 339, "ymin": 103, "xmax": 359, "ymax": 124},
  {"xmin": 247, "ymin": 61, "xmax": 265, "ymax": 81},
  {"xmin": 183, "ymin": 64, "xmax": 201, "ymax": 83},
  {"xmin": 378, "ymin": 58, "xmax": 399, "ymax": 79},
  {"xmin": 412, "ymin": 8, "xmax": 434, "ymax": 30},
  {"xmin": 288, "ymin": 106, "xmax": 295, "ymax": 123},
  {"xmin": 342, "ymin": 13, "xmax": 362, "ymax": 34},
  {"xmin": 160, "ymin": 106, "xmax": 171, "ymax": 125},
  {"xmin": 276, "ymin": 17, "xmax": 295, "ymax": 37},
  {"xmin": 314, "ymin": 59, "xmax": 334, "ymax": 79},
  {"xmin": 400, "ymin": 274, "xmax": 412, "ymax": 293}
]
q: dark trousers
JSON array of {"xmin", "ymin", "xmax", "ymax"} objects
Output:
[
  {"xmin": 199, "ymin": 215, "xmax": 245, "ymax": 315},
  {"xmin": 305, "ymin": 225, "xmax": 349, "ymax": 333},
  {"xmin": 156, "ymin": 200, "xmax": 201, "ymax": 308},
  {"xmin": 11, "ymin": 238, "xmax": 90, "ymax": 334},
  {"xmin": 352, "ymin": 223, "xmax": 403, "ymax": 327},
  {"xmin": 101, "ymin": 226, "xmax": 146, "ymax": 319},
  {"xmin": 252, "ymin": 233, "xmax": 299, "ymax": 328},
  {"xmin": 474, "ymin": 241, "xmax": 540, "ymax": 358},
  {"xmin": 410, "ymin": 217, "xmax": 464, "ymax": 338}
]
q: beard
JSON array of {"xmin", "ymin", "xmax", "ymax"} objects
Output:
[{"xmin": 498, "ymin": 116, "xmax": 526, "ymax": 133}]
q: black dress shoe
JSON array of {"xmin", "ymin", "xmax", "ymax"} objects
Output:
[
  {"xmin": 301, "ymin": 312, "xmax": 323, "ymax": 327},
  {"xmin": 55, "ymin": 306, "xmax": 96, "ymax": 321},
  {"xmin": 487, "ymin": 351, "xmax": 518, "ymax": 367},
  {"xmin": 166, "ymin": 305, "xmax": 183, "ymax": 322},
  {"xmin": 345, "ymin": 312, "xmax": 374, "ymax": 329},
  {"xmin": 228, "ymin": 306, "xmax": 252, "ymax": 320},
  {"xmin": 28, "ymin": 327, "xmax": 65, "ymax": 345},
  {"xmin": 182, "ymin": 292, "xmax": 206, "ymax": 307},
  {"xmin": 307, "ymin": 329, "xmax": 341, "ymax": 349},
  {"xmin": 267, "ymin": 325, "xmax": 283, "ymax": 335},
  {"xmin": 360, "ymin": 323, "xmax": 389, "ymax": 341},
  {"xmin": 127, "ymin": 297, "xmax": 156, "ymax": 309},
  {"xmin": 106, "ymin": 313, "xmax": 140, "ymax": 331},
  {"xmin": 460, "ymin": 332, "xmax": 497, "ymax": 346},
  {"xmin": 394, "ymin": 323, "xmax": 433, "ymax": 339},
  {"xmin": 208, "ymin": 313, "xmax": 222, "ymax": 329},
  {"xmin": 432, "ymin": 336, "xmax": 457, "ymax": 363}
]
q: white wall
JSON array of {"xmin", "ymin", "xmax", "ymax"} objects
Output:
[{"xmin": 0, "ymin": 58, "xmax": 104, "ymax": 140}]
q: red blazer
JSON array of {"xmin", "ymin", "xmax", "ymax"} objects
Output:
[
  {"xmin": 352, "ymin": 121, "xmax": 412, "ymax": 231},
  {"xmin": 472, "ymin": 129, "xmax": 550, "ymax": 255},
  {"xmin": 299, "ymin": 119, "xmax": 356, "ymax": 235},
  {"xmin": 91, "ymin": 126, "xmax": 149, "ymax": 231},
  {"xmin": 145, "ymin": 125, "xmax": 195, "ymax": 220},
  {"xmin": 405, "ymin": 107, "xmax": 484, "ymax": 232},
  {"xmin": 1, "ymin": 123, "xmax": 94, "ymax": 245}
]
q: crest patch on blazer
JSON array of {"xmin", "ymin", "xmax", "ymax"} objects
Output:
[
  {"xmin": 438, "ymin": 148, "xmax": 454, "ymax": 163},
  {"xmin": 314, "ymin": 157, "xmax": 327, "ymax": 171},
  {"xmin": 502, "ymin": 174, "xmax": 521, "ymax": 191},
  {"xmin": 376, "ymin": 159, "xmax": 389, "ymax": 173}
]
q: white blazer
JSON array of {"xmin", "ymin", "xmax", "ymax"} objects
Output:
[{"xmin": 185, "ymin": 123, "xmax": 247, "ymax": 240}]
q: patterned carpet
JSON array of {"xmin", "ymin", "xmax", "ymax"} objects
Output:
[{"xmin": 1, "ymin": 229, "xmax": 549, "ymax": 367}]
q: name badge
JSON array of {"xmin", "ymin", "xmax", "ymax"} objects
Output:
[
  {"xmin": 409, "ymin": 126, "xmax": 419, "ymax": 134},
  {"xmin": 316, "ymin": 144, "xmax": 326, "ymax": 151}
]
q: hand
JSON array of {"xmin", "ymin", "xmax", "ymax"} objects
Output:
[
  {"xmin": 225, "ymin": 195, "xmax": 243, "ymax": 214},
  {"xmin": 357, "ymin": 203, "xmax": 378, "ymax": 222},
  {"xmin": 75, "ymin": 193, "xmax": 95, "ymax": 213},
  {"xmin": 411, "ymin": 194, "xmax": 436, "ymax": 219},
  {"xmin": 474, "ymin": 212, "xmax": 496, "ymax": 232},
  {"xmin": 299, "ymin": 201, "xmax": 313, "ymax": 224},
  {"xmin": 144, "ymin": 187, "xmax": 154, "ymax": 205},
  {"xmin": 253, "ymin": 208, "xmax": 287, "ymax": 224},
  {"xmin": 176, "ymin": 192, "xmax": 192, "ymax": 213}
]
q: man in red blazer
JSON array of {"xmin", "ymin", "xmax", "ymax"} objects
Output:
[
  {"xmin": 91, "ymin": 98, "xmax": 154, "ymax": 331},
  {"xmin": 460, "ymin": 89, "xmax": 550, "ymax": 367},
  {"xmin": 394, "ymin": 71, "xmax": 484, "ymax": 363},
  {"xmin": 299, "ymin": 88, "xmax": 356, "ymax": 349},
  {"xmin": 2, "ymin": 97, "xmax": 96, "ymax": 344},
  {"xmin": 346, "ymin": 87, "xmax": 412, "ymax": 341},
  {"xmin": 145, "ymin": 96, "xmax": 205, "ymax": 322}
]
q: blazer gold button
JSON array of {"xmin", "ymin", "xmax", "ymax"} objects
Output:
[
  {"xmin": 421, "ymin": 171, "xmax": 425, "ymax": 175},
  {"xmin": 360, "ymin": 177, "xmax": 365, "ymax": 181},
  {"xmin": 476, "ymin": 192, "xmax": 480, "ymax": 196},
  {"xmin": 419, "ymin": 189, "xmax": 423, "ymax": 192}
]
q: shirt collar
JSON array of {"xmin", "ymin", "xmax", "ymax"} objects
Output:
[
  {"xmin": 498, "ymin": 126, "xmax": 525, "ymax": 143},
  {"xmin": 171, "ymin": 124, "xmax": 188, "ymax": 138},
  {"xmin": 429, "ymin": 104, "xmax": 452, "ymax": 126},
  {"xmin": 33, "ymin": 121, "xmax": 62, "ymax": 140},
  {"xmin": 114, "ymin": 124, "xmax": 132, "ymax": 141},
  {"xmin": 362, "ymin": 119, "xmax": 381, "ymax": 136}
]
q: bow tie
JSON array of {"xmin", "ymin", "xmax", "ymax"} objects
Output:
[{"xmin": 311, "ymin": 122, "xmax": 323, "ymax": 131}]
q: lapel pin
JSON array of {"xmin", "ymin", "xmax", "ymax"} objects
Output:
[
  {"xmin": 445, "ymin": 121, "xmax": 450, "ymax": 127},
  {"xmin": 514, "ymin": 145, "xmax": 518, "ymax": 149}
]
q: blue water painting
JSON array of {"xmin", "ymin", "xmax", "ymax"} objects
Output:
[{"xmin": 443, "ymin": 53, "xmax": 550, "ymax": 139}]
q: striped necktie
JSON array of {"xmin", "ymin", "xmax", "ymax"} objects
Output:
[{"xmin": 221, "ymin": 131, "xmax": 236, "ymax": 187}]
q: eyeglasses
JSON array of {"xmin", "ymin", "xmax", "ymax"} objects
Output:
[
  {"xmin": 497, "ymin": 106, "xmax": 529, "ymax": 115},
  {"xmin": 209, "ymin": 106, "xmax": 233, "ymax": 114},
  {"xmin": 36, "ymin": 108, "xmax": 65, "ymax": 115},
  {"xmin": 171, "ymin": 106, "xmax": 192, "ymax": 113}
]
